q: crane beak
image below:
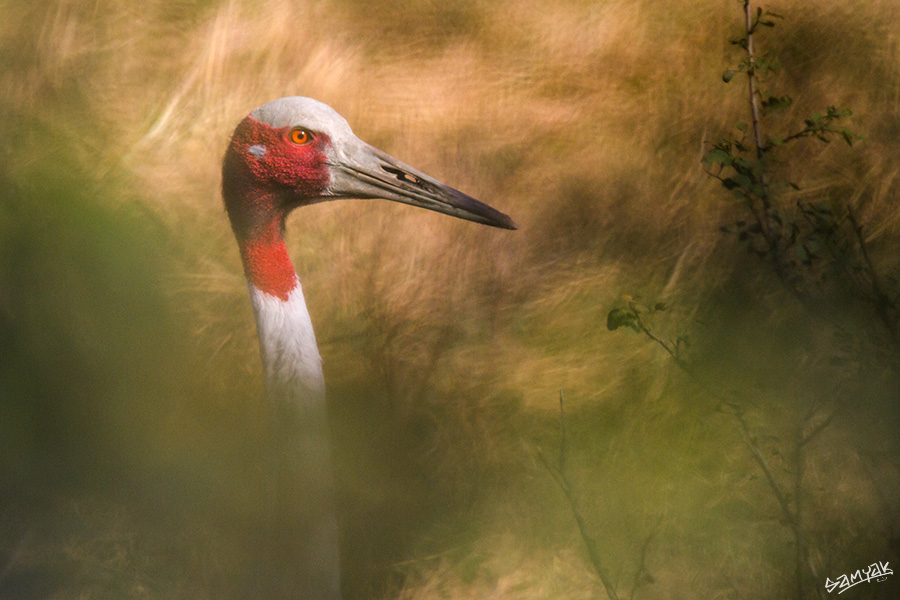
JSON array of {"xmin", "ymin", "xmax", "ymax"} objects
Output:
[{"xmin": 328, "ymin": 143, "xmax": 517, "ymax": 230}]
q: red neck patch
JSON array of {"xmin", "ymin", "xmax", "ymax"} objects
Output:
[{"xmin": 239, "ymin": 219, "xmax": 297, "ymax": 301}]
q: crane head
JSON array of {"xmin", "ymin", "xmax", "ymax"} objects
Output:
[{"xmin": 223, "ymin": 96, "xmax": 516, "ymax": 241}]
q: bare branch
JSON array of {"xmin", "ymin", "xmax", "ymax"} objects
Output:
[
  {"xmin": 848, "ymin": 210, "xmax": 900, "ymax": 347},
  {"xmin": 538, "ymin": 394, "xmax": 622, "ymax": 600},
  {"xmin": 628, "ymin": 524, "xmax": 659, "ymax": 600},
  {"xmin": 799, "ymin": 409, "xmax": 838, "ymax": 449}
]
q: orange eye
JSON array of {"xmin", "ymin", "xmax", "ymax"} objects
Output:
[{"xmin": 290, "ymin": 128, "xmax": 312, "ymax": 145}]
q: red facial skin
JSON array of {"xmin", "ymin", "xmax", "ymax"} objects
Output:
[{"xmin": 222, "ymin": 117, "xmax": 332, "ymax": 300}]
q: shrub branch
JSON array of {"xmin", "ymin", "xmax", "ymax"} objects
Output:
[{"xmin": 537, "ymin": 393, "xmax": 657, "ymax": 600}]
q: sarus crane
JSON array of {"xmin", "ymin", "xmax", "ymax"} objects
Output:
[{"xmin": 222, "ymin": 97, "xmax": 516, "ymax": 598}]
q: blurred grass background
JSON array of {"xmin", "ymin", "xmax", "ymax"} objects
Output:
[{"xmin": 1, "ymin": 0, "xmax": 899, "ymax": 598}]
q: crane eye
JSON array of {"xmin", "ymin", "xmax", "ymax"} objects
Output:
[{"xmin": 290, "ymin": 128, "xmax": 312, "ymax": 145}]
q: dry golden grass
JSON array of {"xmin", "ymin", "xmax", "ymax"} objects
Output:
[{"xmin": 2, "ymin": 0, "xmax": 900, "ymax": 598}]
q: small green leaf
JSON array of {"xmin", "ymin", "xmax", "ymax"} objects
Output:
[
  {"xmin": 736, "ymin": 122, "xmax": 748, "ymax": 132},
  {"xmin": 722, "ymin": 70, "xmax": 735, "ymax": 83},
  {"xmin": 841, "ymin": 130, "xmax": 855, "ymax": 146},
  {"xmin": 607, "ymin": 308, "xmax": 640, "ymax": 332},
  {"xmin": 733, "ymin": 173, "xmax": 753, "ymax": 189},
  {"xmin": 703, "ymin": 147, "xmax": 733, "ymax": 165},
  {"xmin": 762, "ymin": 95, "xmax": 792, "ymax": 110},
  {"xmin": 732, "ymin": 158, "xmax": 753, "ymax": 173},
  {"xmin": 654, "ymin": 302, "xmax": 668, "ymax": 312}
]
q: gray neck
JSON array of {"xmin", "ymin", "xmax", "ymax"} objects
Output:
[{"xmin": 248, "ymin": 281, "xmax": 342, "ymax": 599}]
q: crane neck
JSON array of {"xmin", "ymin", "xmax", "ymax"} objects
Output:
[
  {"xmin": 236, "ymin": 218, "xmax": 298, "ymax": 301},
  {"xmin": 247, "ymin": 280, "xmax": 340, "ymax": 600}
]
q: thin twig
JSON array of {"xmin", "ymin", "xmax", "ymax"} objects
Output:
[
  {"xmin": 793, "ymin": 422, "xmax": 806, "ymax": 600},
  {"xmin": 537, "ymin": 393, "xmax": 622, "ymax": 600},
  {"xmin": 730, "ymin": 406, "xmax": 797, "ymax": 534},
  {"xmin": 799, "ymin": 409, "xmax": 838, "ymax": 449},
  {"xmin": 632, "ymin": 311, "xmax": 692, "ymax": 373},
  {"xmin": 558, "ymin": 390, "xmax": 568, "ymax": 477},
  {"xmin": 848, "ymin": 209, "xmax": 900, "ymax": 347},
  {"xmin": 628, "ymin": 524, "xmax": 659, "ymax": 600},
  {"xmin": 722, "ymin": 569, "xmax": 750, "ymax": 600}
]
